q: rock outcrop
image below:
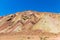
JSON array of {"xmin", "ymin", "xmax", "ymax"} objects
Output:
[{"xmin": 0, "ymin": 11, "xmax": 60, "ymax": 40}]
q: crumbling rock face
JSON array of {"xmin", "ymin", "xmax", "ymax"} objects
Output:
[{"xmin": 0, "ymin": 11, "xmax": 60, "ymax": 40}]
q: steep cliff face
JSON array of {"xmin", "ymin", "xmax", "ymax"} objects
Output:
[{"xmin": 0, "ymin": 11, "xmax": 60, "ymax": 34}]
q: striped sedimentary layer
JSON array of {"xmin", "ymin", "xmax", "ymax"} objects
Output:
[
  {"xmin": 0, "ymin": 11, "xmax": 41, "ymax": 33},
  {"xmin": 0, "ymin": 11, "xmax": 60, "ymax": 34}
]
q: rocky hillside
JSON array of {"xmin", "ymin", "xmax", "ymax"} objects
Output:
[{"xmin": 0, "ymin": 11, "xmax": 60, "ymax": 34}]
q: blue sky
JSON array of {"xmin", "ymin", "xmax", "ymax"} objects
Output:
[{"xmin": 0, "ymin": 0, "xmax": 60, "ymax": 16}]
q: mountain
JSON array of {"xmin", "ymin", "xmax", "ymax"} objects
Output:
[
  {"xmin": 0, "ymin": 11, "xmax": 60, "ymax": 40},
  {"xmin": 0, "ymin": 11, "xmax": 60, "ymax": 34}
]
